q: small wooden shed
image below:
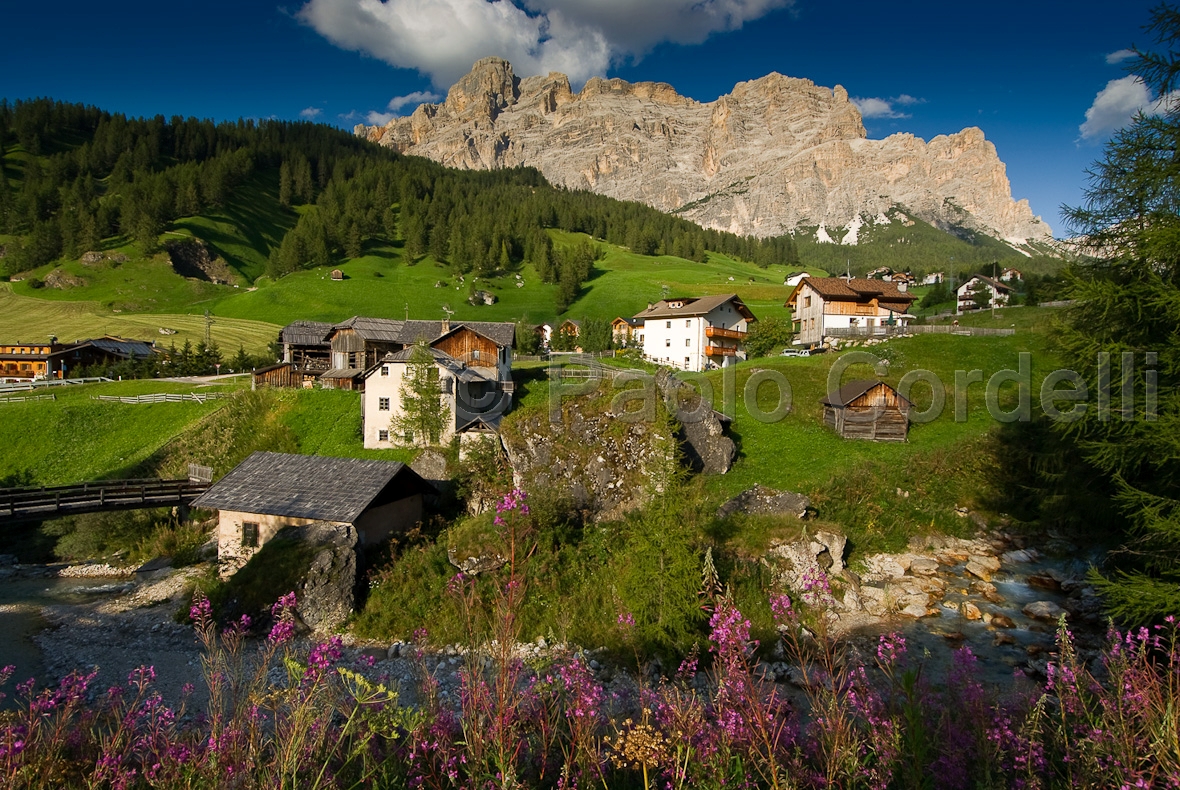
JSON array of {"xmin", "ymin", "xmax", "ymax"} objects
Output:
[
  {"xmin": 821, "ymin": 379, "xmax": 911, "ymax": 442},
  {"xmin": 331, "ymin": 269, "xmax": 344, "ymax": 281}
]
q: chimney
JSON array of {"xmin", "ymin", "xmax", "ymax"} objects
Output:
[
  {"xmin": 897, "ymin": 282, "xmax": 907, "ymax": 292},
  {"xmin": 647, "ymin": 302, "xmax": 654, "ymax": 310}
]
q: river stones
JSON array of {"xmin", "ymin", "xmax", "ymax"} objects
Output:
[{"xmin": 1022, "ymin": 601, "xmax": 1066, "ymax": 621}]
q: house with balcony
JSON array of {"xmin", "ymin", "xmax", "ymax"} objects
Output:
[
  {"xmin": 786, "ymin": 278, "xmax": 916, "ymax": 347},
  {"xmin": 956, "ymin": 275, "xmax": 1012, "ymax": 313},
  {"xmin": 611, "ymin": 317, "xmax": 643, "ymax": 347},
  {"xmin": 632, "ymin": 294, "xmax": 755, "ymax": 371}
]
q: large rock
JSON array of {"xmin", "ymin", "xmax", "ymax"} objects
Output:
[
  {"xmin": 715, "ymin": 484, "xmax": 810, "ymax": 520},
  {"xmin": 655, "ymin": 370, "xmax": 735, "ymax": 474},
  {"xmin": 1023, "ymin": 601, "xmax": 1066, "ymax": 622},
  {"xmin": 284, "ymin": 522, "xmax": 358, "ymax": 633},
  {"xmin": 357, "ymin": 57, "xmax": 1052, "ymax": 246}
]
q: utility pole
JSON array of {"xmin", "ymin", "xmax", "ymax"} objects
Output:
[{"xmin": 203, "ymin": 309, "xmax": 213, "ymax": 346}]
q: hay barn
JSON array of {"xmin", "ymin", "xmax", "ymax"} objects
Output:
[{"xmin": 821, "ymin": 380, "xmax": 911, "ymax": 442}]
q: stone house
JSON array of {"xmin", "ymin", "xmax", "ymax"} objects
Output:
[
  {"xmin": 786, "ymin": 277, "xmax": 915, "ymax": 347},
  {"xmin": 632, "ymin": 294, "xmax": 755, "ymax": 372},
  {"xmin": 190, "ymin": 451, "xmax": 433, "ymax": 576}
]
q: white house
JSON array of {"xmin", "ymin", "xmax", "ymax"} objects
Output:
[
  {"xmin": 785, "ymin": 272, "xmax": 812, "ymax": 287},
  {"xmin": 919, "ymin": 272, "xmax": 946, "ymax": 286},
  {"xmin": 362, "ymin": 321, "xmax": 515, "ymax": 450},
  {"xmin": 632, "ymin": 294, "xmax": 755, "ymax": 371},
  {"xmin": 1000, "ymin": 268, "xmax": 1023, "ymax": 282},
  {"xmin": 786, "ymin": 277, "xmax": 916, "ymax": 347},
  {"xmin": 956, "ymin": 275, "xmax": 1012, "ymax": 313}
]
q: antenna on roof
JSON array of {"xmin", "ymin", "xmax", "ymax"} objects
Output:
[{"xmin": 845, "ymin": 259, "xmax": 851, "ymax": 281}]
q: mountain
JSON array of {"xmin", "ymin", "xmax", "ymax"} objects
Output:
[{"xmin": 356, "ymin": 57, "xmax": 1053, "ymax": 248}]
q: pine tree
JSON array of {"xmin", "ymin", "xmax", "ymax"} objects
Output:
[
  {"xmin": 393, "ymin": 342, "xmax": 447, "ymax": 446},
  {"xmin": 1059, "ymin": 5, "xmax": 1180, "ymax": 623},
  {"xmin": 279, "ymin": 160, "xmax": 293, "ymax": 207}
]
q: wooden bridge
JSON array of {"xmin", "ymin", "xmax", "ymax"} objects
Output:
[{"xmin": 0, "ymin": 478, "xmax": 210, "ymax": 524}]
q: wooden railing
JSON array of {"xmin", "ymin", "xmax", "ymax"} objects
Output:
[
  {"xmin": 704, "ymin": 345, "xmax": 737, "ymax": 357},
  {"xmin": 705, "ymin": 326, "xmax": 747, "ymax": 341},
  {"xmin": 91, "ymin": 392, "xmax": 228, "ymax": 404},
  {"xmin": 0, "ymin": 479, "xmax": 210, "ymax": 524}
]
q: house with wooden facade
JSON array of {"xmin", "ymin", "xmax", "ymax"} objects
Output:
[
  {"xmin": 633, "ymin": 294, "xmax": 755, "ymax": 372},
  {"xmin": 361, "ymin": 320, "xmax": 516, "ymax": 450},
  {"xmin": 956, "ymin": 275, "xmax": 1012, "ymax": 314},
  {"xmin": 190, "ymin": 451, "xmax": 433, "ymax": 576},
  {"xmin": 611, "ymin": 317, "xmax": 644, "ymax": 347},
  {"xmin": 786, "ymin": 277, "xmax": 916, "ymax": 347},
  {"xmin": 822, "ymin": 380, "xmax": 912, "ymax": 442},
  {"xmin": 1, "ymin": 336, "xmax": 157, "ymax": 381}
]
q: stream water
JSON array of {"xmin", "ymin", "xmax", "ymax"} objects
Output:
[{"xmin": 0, "ymin": 573, "xmax": 134, "ymax": 683}]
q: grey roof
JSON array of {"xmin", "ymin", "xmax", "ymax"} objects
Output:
[
  {"xmin": 280, "ymin": 321, "xmax": 334, "ymax": 347},
  {"xmin": 402, "ymin": 320, "xmax": 516, "ymax": 348},
  {"xmin": 320, "ymin": 367, "xmax": 363, "ymax": 379},
  {"xmin": 822, "ymin": 379, "xmax": 910, "ymax": 408},
  {"xmin": 368, "ymin": 348, "xmax": 492, "ymax": 383},
  {"xmin": 190, "ymin": 451, "xmax": 428, "ymax": 522},
  {"xmin": 633, "ymin": 294, "xmax": 756, "ymax": 321},
  {"xmin": 77, "ymin": 337, "xmax": 157, "ymax": 359},
  {"xmin": 331, "ymin": 316, "xmax": 406, "ymax": 343}
]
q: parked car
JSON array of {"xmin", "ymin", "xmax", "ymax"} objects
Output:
[{"xmin": 780, "ymin": 347, "xmax": 811, "ymax": 357}]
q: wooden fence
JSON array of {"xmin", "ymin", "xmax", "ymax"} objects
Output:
[
  {"xmin": 826, "ymin": 325, "xmax": 1015, "ymax": 339},
  {"xmin": 0, "ymin": 478, "xmax": 210, "ymax": 523},
  {"xmin": 0, "ymin": 393, "xmax": 56, "ymax": 404},
  {"xmin": 90, "ymin": 392, "xmax": 228, "ymax": 404},
  {"xmin": 0, "ymin": 377, "xmax": 112, "ymax": 393}
]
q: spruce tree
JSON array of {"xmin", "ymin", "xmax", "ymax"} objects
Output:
[
  {"xmin": 393, "ymin": 342, "xmax": 447, "ymax": 446},
  {"xmin": 1059, "ymin": 5, "xmax": 1180, "ymax": 622}
]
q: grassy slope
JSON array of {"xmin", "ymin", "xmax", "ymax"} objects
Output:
[{"xmin": 0, "ymin": 283, "xmax": 280, "ymax": 354}]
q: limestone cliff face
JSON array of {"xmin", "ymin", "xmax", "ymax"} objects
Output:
[{"xmin": 357, "ymin": 57, "xmax": 1051, "ymax": 243}]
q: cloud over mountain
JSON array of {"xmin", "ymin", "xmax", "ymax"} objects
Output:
[
  {"xmin": 1080, "ymin": 75, "xmax": 1175, "ymax": 140},
  {"xmin": 297, "ymin": 0, "xmax": 792, "ymax": 87}
]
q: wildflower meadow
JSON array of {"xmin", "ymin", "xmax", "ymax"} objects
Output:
[{"xmin": 1, "ymin": 489, "xmax": 1177, "ymax": 789}]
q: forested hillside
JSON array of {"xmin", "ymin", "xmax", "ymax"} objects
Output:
[{"xmin": 0, "ymin": 98, "xmax": 798, "ymax": 308}]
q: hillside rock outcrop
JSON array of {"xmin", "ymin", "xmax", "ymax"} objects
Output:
[{"xmin": 357, "ymin": 57, "xmax": 1052, "ymax": 244}]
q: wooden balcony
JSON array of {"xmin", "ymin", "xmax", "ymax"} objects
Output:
[
  {"xmin": 705, "ymin": 326, "xmax": 747, "ymax": 341},
  {"xmin": 704, "ymin": 345, "xmax": 737, "ymax": 357}
]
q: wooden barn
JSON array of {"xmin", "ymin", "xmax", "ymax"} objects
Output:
[
  {"xmin": 821, "ymin": 380, "xmax": 912, "ymax": 442},
  {"xmin": 252, "ymin": 362, "xmax": 318, "ymax": 389}
]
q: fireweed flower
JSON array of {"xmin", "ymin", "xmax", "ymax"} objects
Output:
[
  {"xmin": 268, "ymin": 591, "xmax": 298, "ymax": 643},
  {"xmin": 770, "ymin": 592, "xmax": 794, "ymax": 624}
]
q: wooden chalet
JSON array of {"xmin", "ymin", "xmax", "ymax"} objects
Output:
[
  {"xmin": 190, "ymin": 451, "xmax": 434, "ymax": 576},
  {"xmin": 821, "ymin": 380, "xmax": 912, "ymax": 442},
  {"xmin": 280, "ymin": 320, "xmax": 333, "ymax": 371},
  {"xmin": 611, "ymin": 317, "xmax": 643, "ymax": 346},
  {"xmin": 1, "ymin": 336, "xmax": 157, "ymax": 381}
]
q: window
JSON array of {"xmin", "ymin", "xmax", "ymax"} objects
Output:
[
  {"xmin": 666, "ymin": 321, "xmax": 671, "ymax": 328},
  {"xmin": 378, "ymin": 397, "xmax": 390, "ymax": 411},
  {"xmin": 378, "ymin": 429, "xmax": 389, "ymax": 441},
  {"xmin": 665, "ymin": 338, "xmax": 671, "ymax": 347},
  {"xmin": 473, "ymin": 349, "xmax": 481, "ymax": 361},
  {"xmin": 241, "ymin": 522, "xmax": 259, "ymax": 548},
  {"xmin": 685, "ymin": 356, "xmax": 690, "ymax": 367},
  {"xmin": 685, "ymin": 338, "xmax": 691, "ymax": 347},
  {"xmin": 380, "ymin": 366, "xmax": 389, "ymax": 376},
  {"xmin": 686, "ymin": 320, "xmax": 691, "ymax": 327},
  {"xmin": 804, "ymin": 296, "xmax": 812, "ymax": 308}
]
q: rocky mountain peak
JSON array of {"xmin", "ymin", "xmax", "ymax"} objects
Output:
[{"xmin": 357, "ymin": 59, "xmax": 1052, "ymax": 244}]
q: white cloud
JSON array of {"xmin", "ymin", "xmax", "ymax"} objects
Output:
[
  {"xmin": 364, "ymin": 90, "xmax": 444, "ymax": 125},
  {"xmin": 894, "ymin": 94, "xmax": 924, "ymax": 106},
  {"xmin": 297, "ymin": 0, "xmax": 793, "ymax": 88},
  {"xmin": 300, "ymin": 106, "xmax": 323, "ymax": 119},
  {"xmin": 1079, "ymin": 75, "xmax": 1178, "ymax": 140},
  {"xmin": 851, "ymin": 96, "xmax": 914, "ymax": 119},
  {"xmin": 1105, "ymin": 48, "xmax": 1136, "ymax": 64}
]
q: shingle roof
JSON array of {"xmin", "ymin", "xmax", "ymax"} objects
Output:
[
  {"xmin": 71, "ymin": 337, "xmax": 157, "ymax": 359},
  {"xmin": 280, "ymin": 321, "xmax": 334, "ymax": 347},
  {"xmin": 402, "ymin": 320, "xmax": 516, "ymax": 348},
  {"xmin": 633, "ymin": 294, "xmax": 755, "ymax": 321},
  {"xmin": 368, "ymin": 348, "xmax": 492, "ymax": 383},
  {"xmin": 822, "ymin": 379, "xmax": 910, "ymax": 408},
  {"xmin": 796, "ymin": 277, "xmax": 915, "ymax": 303},
  {"xmin": 190, "ymin": 451, "xmax": 429, "ymax": 522},
  {"xmin": 331, "ymin": 316, "xmax": 406, "ymax": 343}
]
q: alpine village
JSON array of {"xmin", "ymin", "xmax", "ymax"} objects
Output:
[{"xmin": 0, "ymin": 5, "xmax": 1176, "ymax": 788}]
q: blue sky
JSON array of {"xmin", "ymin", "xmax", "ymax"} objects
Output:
[{"xmin": 1, "ymin": 0, "xmax": 1160, "ymax": 237}]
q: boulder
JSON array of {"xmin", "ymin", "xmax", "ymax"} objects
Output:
[
  {"xmin": 715, "ymin": 484, "xmax": 809, "ymax": 520},
  {"xmin": 290, "ymin": 522, "xmax": 358, "ymax": 632},
  {"xmin": 468, "ymin": 289, "xmax": 497, "ymax": 306},
  {"xmin": 965, "ymin": 560, "xmax": 995, "ymax": 582},
  {"xmin": 962, "ymin": 602, "xmax": 983, "ymax": 621},
  {"xmin": 655, "ymin": 370, "xmax": 736, "ymax": 474},
  {"xmin": 447, "ymin": 547, "xmax": 507, "ymax": 575},
  {"xmin": 909, "ymin": 557, "xmax": 940, "ymax": 576},
  {"xmin": 991, "ymin": 614, "xmax": 1017, "ymax": 629},
  {"xmin": 1001, "ymin": 548, "xmax": 1038, "ymax": 564},
  {"xmin": 1022, "ymin": 601, "xmax": 1066, "ymax": 622}
]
